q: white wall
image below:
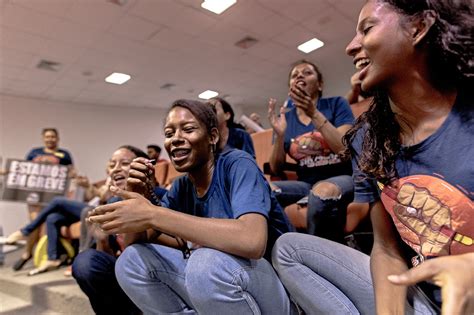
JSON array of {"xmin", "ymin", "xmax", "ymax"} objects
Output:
[{"xmin": 0, "ymin": 94, "xmax": 168, "ymax": 233}]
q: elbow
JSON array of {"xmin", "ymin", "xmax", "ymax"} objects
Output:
[{"xmin": 242, "ymin": 239, "xmax": 267, "ymax": 260}]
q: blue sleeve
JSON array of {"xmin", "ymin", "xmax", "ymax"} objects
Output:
[
  {"xmin": 332, "ymin": 97, "xmax": 354, "ymax": 127},
  {"xmin": 225, "ymin": 154, "xmax": 271, "ymax": 219},
  {"xmin": 241, "ymin": 131, "xmax": 256, "ymax": 159},
  {"xmin": 26, "ymin": 149, "xmax": 35, "ymax": 161},
  {"xmin": 351, "ymin": 131, "xmax": 380, "ymax": 203},
  {"xmin": 63, "ymin": 151, "xmax": 74, "ymax": 166}
]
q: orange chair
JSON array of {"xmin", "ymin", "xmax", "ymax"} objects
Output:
[{"xmin": 154, "ymin": 160, "xmax": 170, "ymax": 187}]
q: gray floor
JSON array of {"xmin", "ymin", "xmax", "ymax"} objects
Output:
[{"xmin": 0, "ymin": 245, "xmax": 93, "ymax": 315}]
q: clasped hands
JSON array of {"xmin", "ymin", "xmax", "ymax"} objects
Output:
[{"xmin": 87, "ymin": 158, "xmax": 158, "ymax": 234}]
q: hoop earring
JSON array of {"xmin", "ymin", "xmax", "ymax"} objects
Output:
[{"xmin": 211, "ymin": 143, "xmax": 217, "ymax": 153}]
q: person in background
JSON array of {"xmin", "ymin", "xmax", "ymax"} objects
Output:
[
  {"xmin": 268, "ymin": 60, "xmax": 355, "ymax": 243},
  {"xmin": 245, "ymin": 112, "xmax": 265, "ymax": 134},
  {"xmin": 273, "ymin": 0, "xmax": 473, "ymax": 314},
  {"xmin": 6, "ymin": 175, "xmax": 101, "ymax": 276},
  {"xmin": 12, "ymin": 128, "xmax": 75, "ymax": 271},
  {"xmin": 208, "ymin": 97, "xmax": 256, "ymax": 158},
  {"xmin": 147, "ymin": 144, "xmax": 166, "ymax": 162},
  {"xmin": 89, "ymin": 99, "xmax": 293, "ymax": 314},
  {"xmin": 72, "ymin": 145, "xmax": 153, "ymax": 315}
]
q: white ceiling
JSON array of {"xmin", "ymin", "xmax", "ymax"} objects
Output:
[{"xmin": 0, "ymin": 0, "xmax": 364, "ymax": 110}]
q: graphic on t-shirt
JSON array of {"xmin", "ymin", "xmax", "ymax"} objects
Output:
[
  {"xmin": 32, "ymin": 155, "xmax": 61, "ymax": 165},
  {"xmin": 288, "ymin": 131, "xmax": 342, "ymax": 168},
  {"xmin": 379, "ymin": 175, "xmax": 473, "ymax": 259}
]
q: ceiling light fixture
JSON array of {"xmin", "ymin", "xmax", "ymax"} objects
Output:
[
  {"xmin": 297, "ymin": 38, "xmax": 324, "ymax": 54},
  {"xmin": 105, "ymin": 72, "xmax": 131, "ymax": 85},
  {"xmin": 201, "ymin": 0, "xmax": 236, "ymax": 14},
  {"xmin": 198, "ymin": 90, "xmax": 218, "ymax": 99}
]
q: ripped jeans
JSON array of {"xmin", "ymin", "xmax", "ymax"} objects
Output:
[{"xmin": 272, "ymin": 175, "xmax": 354, "ymax": 243}]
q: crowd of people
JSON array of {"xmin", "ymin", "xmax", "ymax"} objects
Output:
[{"xmin": 3, "ymin": 0, "xmax": 473, "ymax": 314}]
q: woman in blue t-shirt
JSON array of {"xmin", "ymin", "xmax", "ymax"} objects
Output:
[
  {"xmin": 89, "ymin": 99, "xmax": 293, "ymax": 314},
  {"xmin": 268, "ymin": 60, "xmax": 356, "ymax": 242},
  {"xmin": 272, "ymin": 0, "xmax": 473, "ymax": 314}
]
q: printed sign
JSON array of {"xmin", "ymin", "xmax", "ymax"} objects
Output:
[{"xmin": 1, "ymin": 159, "xmax": 70, "ymax": 204}]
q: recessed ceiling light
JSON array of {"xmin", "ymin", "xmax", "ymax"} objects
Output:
[
  {"xmin": 198, "ymin": 90, "xmax": 218, "ymax": 99},
  {"xmin": 297, "ymin": 38, "xmax": 324, "ymax": 54},
  {"xmin": 105, "ymin": 72, "xmax": 131, "ymax": 85},
  {"xmin": 201, "ymin": 0, "xmax": 236, "ymax": 14}
]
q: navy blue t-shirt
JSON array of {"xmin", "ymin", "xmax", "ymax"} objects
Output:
[
  {"xmin": 352, "ymin": 91, "xmax": 474, "ymax": 308},
  {"xmin": 162, "ymin": 149, "xmax": 292, "ymax": 260},
  {"xmin": 26, "ymin": 147, "xmax": 73, "ymax": 166},
  {"xmin": 226, "ymin": 127, "xmax": 256, "ymax": 159},
  {"xmin": 283, "ymin": 96, "xmax": 354, "ymax": 183}
]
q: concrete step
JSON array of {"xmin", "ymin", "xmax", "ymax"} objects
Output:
[
  {"xmin": 0, "ymin": 250, "xmax": 93, "ymax": 315},
  {"xmin": 0, "ymin": 291, "xmax": 60, "ymax": 314}
]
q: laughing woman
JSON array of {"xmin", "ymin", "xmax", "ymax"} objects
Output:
[
  {"xmin": 272, "ymin": 0, "xmax": 473, "ymax": 314},
  {"xmin": 89, "ymin": 99, "xmax": 293, "ymax": 314}
]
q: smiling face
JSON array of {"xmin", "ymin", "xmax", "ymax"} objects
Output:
[
  {"xmin": 43, "ymin": 130, "xmax": 59, "ymax": 150},
  {"xmin": 107, "ymin": 148, "xmax": 135, "ymax": 189},
  {"xmin": 289, "ymin": 63, "xmax": 322, "ymax": 99},
  {"xmin": 164, "ymin": 106, "xmax": 217, "ymax": 173},
  {"xmin": 346, "ymin": 0, "xmax": 414, "ymax": 92}
]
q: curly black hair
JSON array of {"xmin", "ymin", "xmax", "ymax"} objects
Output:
[{"xmin": 343, "ymin": 0, "xmax": 473, "ymax": 184}]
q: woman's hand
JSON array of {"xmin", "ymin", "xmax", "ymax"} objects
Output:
[
  {"xmin": 289, "ymin": 83, "xmax": 316, "ymax": 118},
  {"xmin": 127, "ymin": 157, "xmax": 156, "ymax": 197},
  {"xmin": 388, "ymin": 253, "xmax": 474, "ymax": 315},
  {"xmin": 88, "ymin": 186, "xmax": 156, "ymax": 234},
  {"xmin": 268, "ymin": 98, "xmax": 287, "ymax": 137}
]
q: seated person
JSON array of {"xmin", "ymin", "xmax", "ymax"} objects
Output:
[
  {"xmin": 273, "ymin": 0, "xmax": 473, "ymax": 313},
  {"xmin": 72, "ymin": 145, "xmax": 154, "ymax": 315},
  {"xmin": 268, "ymin": 60, "xmax": 355, "ymax": 243},
  {"xmin": 12, "ymin": 128, "xmax": 74, "ymax": 271},
  {"xmin": 6, "ymin": 175, "xmax": 104, "ymax": 275},
  {"xmin": 208, "ymin": 97, "xmax": 256, "ymax": 158},
  {"xmin": 146, "ymin": 144, "xmax": 167, "ymax": 163},
  {"xmin": 89, "ymin": 99, "xmax": 293, "ymax": 314}
]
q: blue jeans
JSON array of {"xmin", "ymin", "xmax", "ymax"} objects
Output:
[
  {"xmin": 273, "ymin": 175, "xmax": 354, "ymax": 242},
  {"xmin": 72, "ymin": 249, "xmax": 140, "ymax": 315},
  {"xmin": 21, "ymin": 196, "xmax": 85, "ymax": 259},
  {"xmin": 272, "ymin": 233, "xmax": 438, "ymax": 315},
  {"xmin": 115, "ymin": 243, "xmax": 293, "ymax": 315}
]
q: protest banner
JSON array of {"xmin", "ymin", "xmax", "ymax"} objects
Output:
[{"xmin": 1, "ymin": 159, "xmax": 70, "ymax": 204}]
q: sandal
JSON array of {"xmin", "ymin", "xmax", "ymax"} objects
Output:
[
  {"xmin": 12, "ymin": 255, "xmax": 32, "ymax": 271},
  {"xmin": 5, "ymin": 230, "xmax": 27, "ymax": 245},
  {"xmin": 27, "ymin": 260, "xmax": 62, "ymax": 276}
]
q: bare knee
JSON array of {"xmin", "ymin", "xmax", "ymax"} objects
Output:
[{"xmin": 311, "ymin": 182, "xmax": 341, "ymax": 199}]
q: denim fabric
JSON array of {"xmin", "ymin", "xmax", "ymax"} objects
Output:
[
  {"xmin": 115, "ymin": 243, "xmax": 293, "ymax": 315},
  {"xmin": 307, "ymin": 175, "xmax": 354, "ymax": 243},
  {"xmin": 72, "ymin": 249, "xmax": 140, "ymax": 315},
  {"xmin": 273, "ymin": 175, "xmax": 354, "ymax": 242},
  {"xmin": 272, "ymin": 233, "xmax": 439, "ymax": 315},
  {"xmin": 21, "ymin": 196, "xmax": 84, "ymax": 259}
]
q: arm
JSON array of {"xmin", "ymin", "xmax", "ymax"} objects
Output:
[
  {"xmin": 89, "ymin": 190, "xmax": 268, "ymax": 259},
  {"xmin": 267, "ymin": 98, "xmax": 288, "ymax": 174},
  {"xmin": 290, "ymin": 87, "xmax": 352, "ymax": 154},
  {"xmin": 370, "ymin": 200, "xmax": 409, "ymax": 314}
]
